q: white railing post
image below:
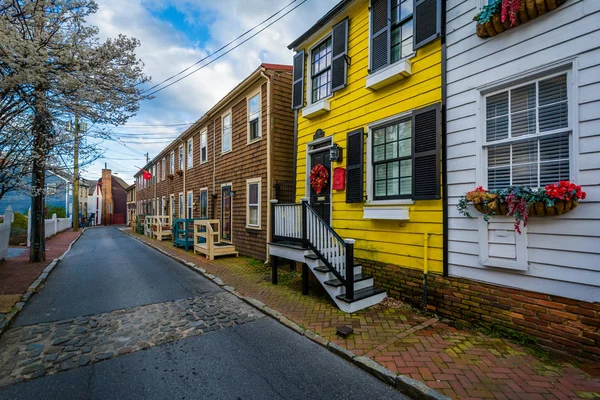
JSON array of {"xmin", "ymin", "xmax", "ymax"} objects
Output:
[
  {"xmin": 0, "ymin": 206, "xmax": 13, "ymax": 261},
  {"xmin": 53, "ymin": 213, "xmax": 58, "ymax": 237}
]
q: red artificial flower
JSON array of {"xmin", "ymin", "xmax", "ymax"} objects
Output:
[{"xmin": 310, "ymin": 164, "xmax": 329, "ymax": 194}]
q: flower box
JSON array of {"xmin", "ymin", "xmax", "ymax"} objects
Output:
[
  {"xmin": 475, "ymin": 0, "xmax": 566, "ymax": 39},
  {"xmin": 458, "ymin": 181, "xmax": 585, "ymax": 233},
  {"xmin": 175, "ymin": 169, "xmax": 183, "ymax": 176},
  {"xmin": 167, "ymin": 174, "xmax": 174, "ymax": 180}
]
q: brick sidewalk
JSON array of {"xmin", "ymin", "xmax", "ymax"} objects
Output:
[
  {"xmin": 0, "ymin": 230, "xmax": 80, "ymax": 298},
  {"xmin": 130, "ymin": 231, "xmax": 600, "ymax": 400}
]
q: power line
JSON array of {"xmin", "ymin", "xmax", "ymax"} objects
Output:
[
  {"xmin": 141, "ymin": 0, "xmax": 298, "ymax": 95},
  {"xmin": 145, "ymin": 0, "xmax": 307, "ymax": 97}
]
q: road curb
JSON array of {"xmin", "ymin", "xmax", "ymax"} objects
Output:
[
  {"xmin": 123, "ymin": 230, "xmax": 450, "ymax": 400},
  {"xmin": 0, "ymin": 229, "xmax": 86, "ymax": 338}
]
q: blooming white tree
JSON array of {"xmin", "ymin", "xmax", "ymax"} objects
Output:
[{"xmin": 0, "ymin": 0, "xmax": 151, "ymax": 261}]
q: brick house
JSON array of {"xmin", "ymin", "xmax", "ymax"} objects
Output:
[{"xmin": 134, "ymin": 64, "xmax": 294, "ymax": 261}]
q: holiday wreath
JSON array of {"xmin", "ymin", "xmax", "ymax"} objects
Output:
[{"xmin": 310, "ymin": 164, "xmax": 329, "ymax": 194}]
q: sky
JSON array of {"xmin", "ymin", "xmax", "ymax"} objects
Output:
[{"xmin": 83, "ymin": 0, "xmax": 340, "ymax": 185}]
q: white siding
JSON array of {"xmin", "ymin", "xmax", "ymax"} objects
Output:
[{"xmin": 446, "ymin": 0, "xmax": 600, "ymax": 302}]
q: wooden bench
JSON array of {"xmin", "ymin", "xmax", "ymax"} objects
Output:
[{"xmin": 193, "ymin": 219, "xmax": 238, "ymax": 260}]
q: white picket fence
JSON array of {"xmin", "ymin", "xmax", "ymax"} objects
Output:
[
  {"xmin": 26, "ymin": 209, "xmax": 72, "ymax": 247},
  {"xmin": 0, "ymin": 206, "xmax": 14, "ymax": 261}
]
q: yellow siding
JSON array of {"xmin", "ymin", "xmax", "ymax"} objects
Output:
[{"xmin": 295, "ymin": 2, "xmax": 443, "ymax": 273}]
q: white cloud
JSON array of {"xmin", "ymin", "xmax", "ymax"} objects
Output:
[{"xmin": 83, "ymin": 0, "xmax": 339, "ymax": 183}]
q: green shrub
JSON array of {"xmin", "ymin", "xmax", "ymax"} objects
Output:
[
  {"xmin": 46, "ymin": 204, "xmax": 66, "ymax": 218},
  {"xmin": 12, "ymin": 212, "xmax": 28, "ymax": 229}
]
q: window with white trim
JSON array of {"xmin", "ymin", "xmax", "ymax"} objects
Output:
[
  {"xmin": 178, "ymin": 145, "xmax": 184, "ymax": 171},
  {"xmin": 311, "ymin": 37, "xmax": 332, "ymax": 103},
  {"xmin": 179, "ymin": 192, "xmax": 184, "ymax": 218},
  {"xmin": 390, "ymin": 0, "xmax": 413, "ymax": 64},
  {"xmin": 200, "ymin": 130, "xmax": 207, "ymax": 163},
  {"xmin": 246, "ymin": 178, "xmax": 261, "ymax": 228},
  {"xmin": 187, "ymin": 138, "xmax": 193, "ymax": 169},
  {"xmin": 187, "ymin": 191, "xmax": 193, "ymax": 219},
  {"xmin": 170, "ymin": 151, "xmax": 175, "ymax": 174},
  {"xmin": 484, "ymin": 73, "xmax": 571, "ymax": 189},
  {"xmin": 248, "ymin": 94, "xmax": 261, "ymax": 141},
  {"xmin": 200, "ymin": 188, "xmax": 208, "ymax": 218},
  {"xmin": 162, "ymin": 158, "xmax": 166, "ymax": 180},
  {"xmin": 372, "ymin": 117, "xmax": 412, "ymax": 199},
  {"xmin": 222, "ymin": 113, "xmax": 232, "ymax": 153}
]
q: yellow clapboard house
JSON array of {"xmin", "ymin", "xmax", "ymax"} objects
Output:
[{"xmin": 269, "ymin": 0, "xmax": 444, "ymax": 312}]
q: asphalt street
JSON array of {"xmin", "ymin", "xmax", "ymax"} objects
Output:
[{"xmin": 1, "ymin": 227, "xmax": 409, "ymax": 399}]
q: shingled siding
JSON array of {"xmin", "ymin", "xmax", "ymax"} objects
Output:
[
  {"xmin": 135, "ymin": 65, "xmax": 294, "ymax": 262},
  {"xmin": 270, "ymin": 70, "xmax": 295, "ymax": 186}
]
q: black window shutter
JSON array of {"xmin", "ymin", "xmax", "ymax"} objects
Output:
[
  {"xmin": 412, "ymin": 103, "xmax": 440, "ymax": 200},
  {"xmin": 292, "ymin": 50, "xmax": 305, "ymax": 109},
  {"xmin": 370, "ymin": 0, "xmax": 390, "ymax": 73},
  {"xmin": 331, "ymin": 18, "xmax": 349, "ymax": 92},
  {"xmin": 346, "ymin": 128, "xmax": 364, "ymax": 203},
  {"xmin": 414, "ymin": 0, "xmax": 441, "ymax": 50}
]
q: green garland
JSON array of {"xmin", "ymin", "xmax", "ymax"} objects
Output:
[{"xmin": 473, "ymin": 0, "xmax": 503, "ymax": 23}]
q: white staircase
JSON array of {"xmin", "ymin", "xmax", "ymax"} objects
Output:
[{"xmin": 269, "ymin": 200, "xmax": 386, "ymax": 313}]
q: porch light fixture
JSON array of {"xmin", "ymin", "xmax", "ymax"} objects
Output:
[
  {"xmin": 329, "ymin": 143, "xmax": 342, "ymax": 162},
  {"xmin": 230, "ymin": 191, "xmax": 236, "ymax": 197}
]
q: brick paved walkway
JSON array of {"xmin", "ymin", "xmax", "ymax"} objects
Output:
[
  {"xmin": 0, "ymin": 230, "xmax": 81, "ymax": 296},
  {"xmin": 130, "ymin": 231, "xmax": 600, "ymax": 400}
]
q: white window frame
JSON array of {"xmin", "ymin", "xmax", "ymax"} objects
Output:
[
  {"xmin": 474, "ymin": 61, "xmax": 577, "ymax": 271},
  {"xmin": 170, "ymin": 151, "xmax": 175, "ymax": 174},
  {"xmin": 170, "ymin": 194, "xmax": 175, "ymax": 218},
  {"xmin": 162, "ymin": 158, "xmax": 166, "ymax": 180},
  {"xmin": 187, "ymin": 191, "xmax": 193, "ymax": 219},
  {"xmin": 222, "ymin": 111, "xmax": 232, "ymax": 153},
  {"xmin": 365, "ymin": 111, "xmax": 415, "ymax": 207},
  {"xmin": 178, "ymin": 145, "xmax": 184, "ymax": 171},
  {"xmin": 246, "ymin": 178, "xmax": 261, "ymax": 229},
  {"xmin": 481, "ymin": 70, "xmax": 575, "ymax": 190},
  {"xmin": 200, "ymin": 129, "xmax": 208, "ymax": 163},
  {"xmin": 178, "ymin": 192, "xmax": 184, "ymax": 218},
  {"xmin": 306, "ymin": 34, "xmax": 333, "ymax": 107},
  {"xmin": 367, "ymin": 0, "xmax": 416, "ymax": 77},
  {"xmin": 247, "ymin": 90, "xmax": 262, "ymax": 143},
  {"xmin": 187, "ymin": 138, "xmax": 193, "ymax": 169},
  {"xmin": 199, "ymin": 187, "xmax": 208, "ymax": 218}
]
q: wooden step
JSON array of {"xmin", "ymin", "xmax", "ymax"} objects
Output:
[
  {"xmin": 336, "ymin": 287, "xmax": 386, "ymax": 303},
  {"xmin": 314, "ymin": 264, "xmax": 363, "ymax": 274},
  {"xmin": 324, "ymin": 273, "xmax": 372, "ymax": 287}
]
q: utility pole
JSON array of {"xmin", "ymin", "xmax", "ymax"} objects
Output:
[
  {"xmin": 145, "ymin": 153, "xmax": 149, "ymax": 164},
  {"xmin": 72, "ymin": 114, "xmax": 80, "ymax": 232}
]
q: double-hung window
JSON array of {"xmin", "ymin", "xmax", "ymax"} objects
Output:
[
  {"xmin": 187, "ymin": 191, "xmax": 193, "ymax": 219},
  {"xmin": 485, "ymin": 73, "xmax": 571, "ymax": 189},
  {"xmin": 200, "ymin": 130, "xmax": 207, "ymax": 163},
  {"xmin": 179, "ymin": 193, "xmax": 184, "ymax": 218},
  {"xmin": 162, "ymin": 158, "xmax": 166, "ymax": 180},
  {"xmin": 178, "ymin": 145, "xmax": 184, "ymax": 171},
  {"xmin": 170, "ymin": 151, "xmax": 175, "ymax": 174},
  {"xmin": 311, "ymin": 37, "xmax": 332, "ymax": 103},
  {"xmin": 248, "ymin": 94, "xmax": 261, "ymax": 141},
  {"xmin": 200, "ymin": 188, "xmax": 208, "ymax": 218},
  {"xmin": 372, "ymin": 118, "xmax": 412, "ymax": 199},
  {"xmin": 246, "ymin": 178, "xmax": 261, "ymax": 228},
  {"xmin": 187, "ymin": 138, "xmax": 193, "ymax": 169},
  {"xmin": 222, "ymin": 113, "xmax": 232, "ymax": 153},
  {"xmin": 390, "ymin": 0, "xmax": 413, "ymax": 64},
  {"xmin": 370, "ymin": 0, "xmax": 414, "ymax": 74}
]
